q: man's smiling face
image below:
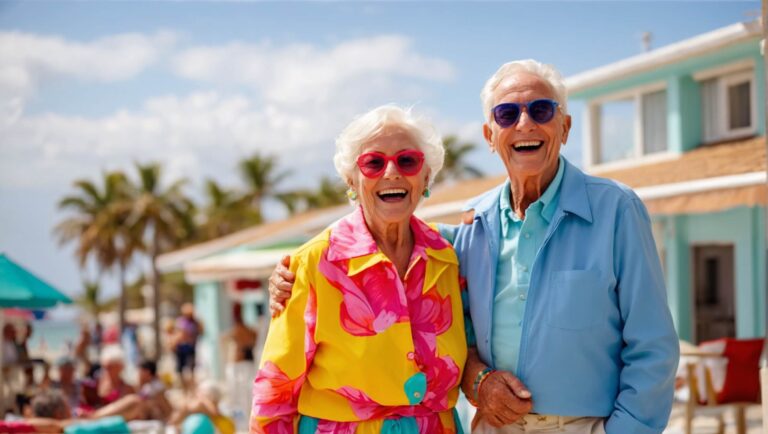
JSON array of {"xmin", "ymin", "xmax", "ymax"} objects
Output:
[{"xmin": 483, "ymin": 72, "xmax": 571, "ymax": 182}]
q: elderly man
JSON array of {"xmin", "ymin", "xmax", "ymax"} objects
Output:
[{"xmin": 269, "ymin": 59, "xmax": 679, "ymax": 434}]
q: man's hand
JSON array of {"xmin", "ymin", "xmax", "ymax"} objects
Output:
[
  {"xmin": 476, "ymin": 370, "xmax": 532, "ymax": 427},
  {"xmin": 462, "ymin": 348, "xmax": 532, "ymax": 428},
  {"xmin": 268, "ymin": 255, "xmax": 295, "ymax": 317}
]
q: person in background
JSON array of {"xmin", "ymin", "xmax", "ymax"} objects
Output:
[
  {"xmin": 5, "ymin": 389, "xmax": 133, "ymax": 434},
  {"xmin": 0, "ymin": 390, "xmax": 78, "ymax": 433},
  {"xmin": 17, "ymin": 322, "xmax": 49, "ymax": 390},
  {"xmin": 97, "ymin": 345, "xmax": 135, "ymax": 405},
  {"xmin": 226, "ymin": 304, "xmax": 258, "ymax": 428},
  {"xmin": 2, "ymin": 323, "xmax": 19, "ymax": 366},
  {"xmin": 101, "ymin": 324, "xmax": 120, "ymax": 346},
  {"xmin": 1, "ymin": 392, "xmax": 65, "ymax": 433},
  {"xmin": 171, "ymin": 380, "xmax": 235, "ymax": 434},
  {"xmin": 173, "ymin": 303, "xmax": 203, "ymax": 391},
  {"xmin": 91, "ymin": 322, "xmax": 103, "ymax": 354},
  {"xmin": 16, "ymin": 322, "xmax": 33, "ymax": 387},
  {"xmin": 73, "ymin": 324, "xmax": 92, "ymax": 371},
  {"xmin": 137, "ymin": 359, "xmax": 173, "ymax": 421},
  {"xmin": 137, "ymin": 360, "xmax": 164, "ymax": 398},
  {"xmin": 228, "ymin": 304, "xmax": 257, "ymax": 364},
  {"xmin": 31, "ymin": 390, "xmax": 72, "ymax": 421},
  {"xmin": 48, "ymin": 356, "xmax": 81, "ymax": 416}
]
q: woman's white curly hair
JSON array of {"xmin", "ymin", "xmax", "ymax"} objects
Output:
[{"xmin": 333, "ymin": 105, "xmax": 444, "ymax": 188}]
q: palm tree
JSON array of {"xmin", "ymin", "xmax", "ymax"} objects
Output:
[
  {"xmin": 129, "ymin": 162, "xmax": 196, "ymax": 359},
  {"xmin": 274, "ymin": 190, "xmax": 305, "ymax": 216},
  {"xmin": 199, "ymin": 179, "xmax": 260, "ymax": 239},
  {"xmin": 238, "ymin": 152, "xmax": 291, "ymax": 221},
  {"xmin": 77, "ymin": 280, "xmax": 103, "ymax": 319},
  {"xmin": 55, "ymin": 171, "xmax": 136, "ymax": 329},
  {"xmin": 435, "ymin": 135, "xmax": 484, "ymax": 184},
  {"xmin": 304, "ymin": 176, "xmax": 347, "ymax": 209},
  {"xmin": 275, "ymin": 177, "xmax": 346, "ymax": 215}
]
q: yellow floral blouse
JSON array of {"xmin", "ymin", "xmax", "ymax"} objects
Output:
[{"xmin": 250, "ymin": 206, "xmax": 467, "ymax": 434}]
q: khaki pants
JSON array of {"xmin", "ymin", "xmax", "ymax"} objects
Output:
[{"xmin": 473, "ymin": 414, "xmax": 606, "ymax": 433}]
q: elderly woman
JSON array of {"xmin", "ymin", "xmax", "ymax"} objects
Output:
[
  {"xmin": 250, "ymin": 105, "xmax": 467, "ymax": 434},
  {"xmin": 97, "ymin": 345, "xmax": 135, "ymax": 405},
  {"xmin": 270, "ymin": 60, "xmax": 679, "ymax": 434}
]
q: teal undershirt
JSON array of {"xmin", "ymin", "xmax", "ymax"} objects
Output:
[{"xmin": 491, "ymin": 155, "xmax": 565, "ymax": 374}]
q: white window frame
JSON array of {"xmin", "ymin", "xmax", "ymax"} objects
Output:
[
  {"xmin": 586, "ymin": 81, "xmax": 674, "ymax": 170},
  {"xmin": 694, "ymin": 60, "xmax": 757, "ymax": 143},
  {"xmin": 718, "ymin": 70, "xmax": 756, "ymax": 139}
]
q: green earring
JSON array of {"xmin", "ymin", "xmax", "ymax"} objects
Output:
[
  {"xmin": 423, "ymin": 188, "xmax": 431, "ymax": 198},
  {"xmin": 346, "ymin": 189, "xmax": 358, "ymax": 201}
]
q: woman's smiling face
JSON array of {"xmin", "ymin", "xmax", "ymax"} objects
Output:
[{"xmin": 350, "ymin": 125, "xmax": 429, "ymax": 228}]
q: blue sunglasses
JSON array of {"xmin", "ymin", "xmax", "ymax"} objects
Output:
[{"xmin": 492, "ymin": 99, "xmax": 560, "ymax": 128}]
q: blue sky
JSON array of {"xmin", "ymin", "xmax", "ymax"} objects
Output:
[{"xmin": 0, "ymin": 1, "xmax": 759, "ymax": 303}]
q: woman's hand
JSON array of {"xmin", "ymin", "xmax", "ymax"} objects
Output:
[{"xmin": 268, "ymin": 255, "xmax": 295, "ymax": 316}]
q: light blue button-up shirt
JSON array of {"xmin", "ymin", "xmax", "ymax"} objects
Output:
[
  {"xmin": 442, "ymin": 157, "xmax": 679, "ymax": 434},
  {"xmin": 493, "ymin": 157, "xmax": 564, "ymax": 374}
]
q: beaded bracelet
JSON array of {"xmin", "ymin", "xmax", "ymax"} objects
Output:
[{"xmin": 471, "ymin": 367, "xmax": 495, "ymax": 405}]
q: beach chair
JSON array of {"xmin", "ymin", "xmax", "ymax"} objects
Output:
[{"xmin": 683, "ymin": 337, "xmax": 763, "ymax": 434}]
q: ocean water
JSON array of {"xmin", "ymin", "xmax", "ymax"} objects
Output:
[{"xmin": 26, "ymin": 319, "xmax": 81, "ymax": 360}]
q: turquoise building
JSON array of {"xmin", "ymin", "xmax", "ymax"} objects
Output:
[{"xmin": 565, "ymin": 20, "xmax": 766, "ymax": 343}]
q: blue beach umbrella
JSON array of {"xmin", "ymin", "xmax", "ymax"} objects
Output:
[{"xmin": 0, "ymin": 253, "xmax": 72, "ymax": 308}]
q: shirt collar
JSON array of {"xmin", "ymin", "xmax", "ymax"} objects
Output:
[
  {"xmin": 540, "ymin": 155, "xmax": 565, "ymax": 222},
  {"xmin": 499, "ymin": 155, "xmax": 565, "ymax": 236},
  {"xmin": 325, "ymin": 206, "xmax": 455, "ymax": 269}
]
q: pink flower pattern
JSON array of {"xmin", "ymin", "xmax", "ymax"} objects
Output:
[
  {"xmin": 304, "ymin": 285, "xmax": 318, "ymax": 359},
  {"xmin": 251, "ymin": 361, "xmax": 305, "ymax": 433},
  {"xmin": 335, "ymin": 387, "xmax": 399, "ymax": 420},
  {"xmin": 252, "ymin": 361, "xmax": 304, "ymax": 416},
  {"xmin": 403, "ymin": 260, "xmax": 459, "ymax": 411},
  {"xmin": 252, "ymin": 417, "xmax": 294, "ymax": 434},
  {"xmin": 318, "ymin": 256, "xmax": 409, "ymax": 336},
  {"xmin": 315, "ymin": 421, "xmax": 359, "ymax": 434}
]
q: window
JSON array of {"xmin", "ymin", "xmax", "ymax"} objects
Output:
[
  {"xmin": 641, "ymin": 90, "xmax": 668, "ymax": 154},
  {"xmin": 699, "ymin": 69, "xmax": 755, "ymax": 142},
  {"xmin": 728, "ymin": 81, "xmax": 751, "ymax": 130},
  {"xmin": 592, "ymin": 86, "xmax": 668, "ymax": 165},
  {"xmin": 598, "ymin": 99, "xmax": 635, "ymax": 164}
]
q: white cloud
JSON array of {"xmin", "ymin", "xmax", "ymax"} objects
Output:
[
  {"xmin": 171, "ymin": 35, "xmax": 455, "ymax": 107},
  {"xmin": 1, "ymin": 32, "xmax": 458, "ymax": 195},
  {"xmin": 0, "ymin": 91, "xmax": 354, "ymax": 191},
  {"xmin": 0, "ymin": 30, "xmax": 178, "ymax": 106}
]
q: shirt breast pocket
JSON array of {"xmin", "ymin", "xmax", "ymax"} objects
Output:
[{"xmin": 546, "ymin": 269, "xmax": 608, "ymax": 330}]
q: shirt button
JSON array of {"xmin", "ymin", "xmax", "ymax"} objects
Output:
[
  {"xmin": 519, "ymin": 293, "xmax": 527, "ymax": 301},
  {"xmin": 524, "ymin": 232, "xmax": 531, "ymax": 239},
  {"xmin": 407, "ymin": 352, "xmax": 415, "ymax": 360},
  {"xmin": 413, "ymin": 392, "xmax": 421, "ymax": 398},
  {"xmin": 521, "ymin": 265, "xmax": 528, "ymax": 272}
]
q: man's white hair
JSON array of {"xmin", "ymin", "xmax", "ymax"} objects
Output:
[
  {"xmin": 333, "ymin": 105, "xmax": 444, "ymax": 189},
  {"xmin": 480, "ymin": 59, "xmax": 569, "ymax": 122}
]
